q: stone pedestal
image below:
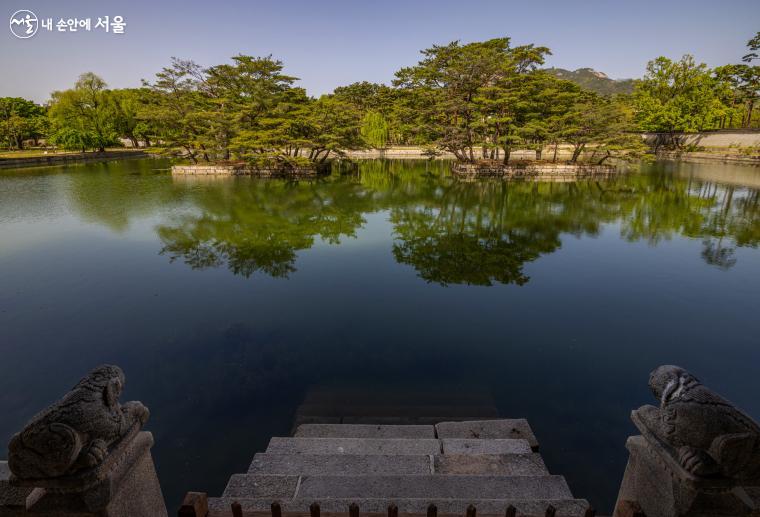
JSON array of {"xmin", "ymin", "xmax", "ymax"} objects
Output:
[
  {"xmin": 9, "ymin": 431, "xmax": 167, "ymax": 517},
  {"xmin": 1, "ymin": 461, "xmax": 32, "ymax": 517},
  {"xmin": 614, "ymin": 434, "xmax": 760, "ymax": 517},
  {"xmin": 614, "ymin": 420, "xmax": 760, "ymax": 517}
]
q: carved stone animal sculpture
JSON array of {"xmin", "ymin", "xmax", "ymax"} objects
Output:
[
  {"xmin": 635, "ymin": 365, "xmax": 760, "ymax": 480},
  {"xmin": 7, "ymin": 365, "xmax": 149, "ymax": 479}
]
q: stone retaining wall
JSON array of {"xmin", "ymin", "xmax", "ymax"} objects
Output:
[
  {"xmin": 451, "ymin": 162, "xmax": 617, "ymax": 179},
  {"xmin": 642, "ymin": 130, "xmax": 760, "ymax": 148},
  {"xmin": 655, "ymin": 150, "xmax": 760, "ymax": 165},
  {"xmin": 0, "ymin": 150, "xmax": 148, "ymax": 169},
  {"xmin": 171, "ymin": 164, "xmax": 329, "ymax": 177}
]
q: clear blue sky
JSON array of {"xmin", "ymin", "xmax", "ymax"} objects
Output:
[{"xmin": 2, "ymin": 0, "xmax": 758, "ymax": 103}]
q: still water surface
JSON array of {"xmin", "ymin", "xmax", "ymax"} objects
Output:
[{"xmin": 1, "ymin": 159, "xmax": 759, "ymax": 511}]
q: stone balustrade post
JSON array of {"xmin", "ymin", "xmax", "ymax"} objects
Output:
[
  {"xmin": 614, "ymin": 365, "xmax": 760, "ymax": 517},
  {"xmin": 0, "ymin": 365, "xmax": 168, "ymax": 517}
]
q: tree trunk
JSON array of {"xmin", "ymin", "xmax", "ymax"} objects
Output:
[
  {"xmin": 597, "ymin": 151, "xmax": 612, "ymax": 164},
  {"xmin": 571, "ymin": 144, "xmax": 585, "ymax": 163},
  {"xmin": 552, "ymin": 143, "xmax": 558, "ymax": 163},
  {"xmin": 746, "ymin": 100, "xmax": 755, "ymax": 128}
]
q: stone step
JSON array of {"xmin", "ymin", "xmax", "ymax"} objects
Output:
[
  {"xmin": 266, "ymin": 437, "xmax": 442, "ymax": 456},
  {"xmin": 208, "ymin": 497, "xmax": 591, "ymax": 517},
  {"xmin": 293, "ymin": 474, "xmax": 573, "ymax": 500},
  {"xmin": 436, "ymin": 419, "xmax": 540, "ymax": 451},
  {"xmin": 294, "ymin": 424, "xmax": 435, "ymax": 439},
  {"xmin": 221, "ymin": 474, "xmax": 299, "ymax": 499},
  {"xmin": 291, "ymin": 415, "xmax": 496, "ymax": 430},
  {"xmin": 221, "ymin": 474, "xmax": 573, "ymax": 501},
  {"xmin": 441, "ymin": 439, "xmax": 532, "ymax": 455},
  {"xmin": 247, "ymin": 453, "xmax": 548, "ymax": 477},
  {"xmin": 339, "ymin": 416, "xmax": 497, "ymax": 425},
  {"xmin": 295, "ymin": 404, "xmax": 499, "ymax": 418},
  {"xmin": 303, "ymin": 384, "xmax": 496, "ymax": 407},
  {"xmin": 434, "ymin": 454, "xmax": 548, "ymax": 476},
  {"xmin": 248, "ymin": 453, "xmax": 433, "ymax": 476}
]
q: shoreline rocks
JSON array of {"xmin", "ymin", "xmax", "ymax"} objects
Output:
[{"xmin": 171, "ymin": 162, "xmax": 330, "ymax": 177}]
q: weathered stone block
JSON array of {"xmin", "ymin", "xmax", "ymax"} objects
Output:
[
  {"xmin": 21, "ymin": 432, "xmax": 167, "ymax": 517},
  {"xmin": 434, "ymin": 453, "xmax": 548, "ymax": 476},
  {"xmin": 451, "ymin": 162, "xmax": 617, "ymax": 180},
  {"xmin": 436, "ymin": 419, "xmax": 540, "ymax": 451},
  {"xmin": 265, "ymin": 437, "xmax": 442, "ymax": 456},
  {"xmin": 247, "ymin": 453, "xmax": 432, "ymax": 475},
  {"xmin": 221, "ymin": 474, "xmax": 299, "ymax": 499},
  {"xmin": 294, "ymin": 423, "xmax": 435, "ymax": 439},
  {"xmin": 294, "ymin": 474, "xmax": 573, "ymax": 500},
  {"xmin": 440, "ymin": 438, "xmax": 531, "ymax": 455},
  {"xmin": 614, "ymin": 436, "xmax": 759, "ymax": 517}
]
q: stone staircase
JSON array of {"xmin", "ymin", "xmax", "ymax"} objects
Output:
[
  {"xmin": 291, "ymin": 383, "xmax": 502, "ymax": 428},
  {"xmin": 207, "ymin": 421, "xmax": 592, "ymax": 517}
]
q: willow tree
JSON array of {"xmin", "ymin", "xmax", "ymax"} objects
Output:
[
  {"xmin": 48, "ymin": 73, "xmax": 120, "ymax": 152},
  {"xmin": 360, "ymin": 111, "xmax": 389, "ymax": 148}
]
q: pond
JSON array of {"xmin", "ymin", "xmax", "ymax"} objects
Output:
[{"xmin": 1, "ymin": 158, "xmax": 759, "ymax": 512}]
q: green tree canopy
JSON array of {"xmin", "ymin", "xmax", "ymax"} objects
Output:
[
  {"xmin": 48, "ymin": 73, "xmax": 121, "ymax": 152},
  {"xmin": 0, "ymin": 97, "xmax": 46, "ymax": 150},
  {"xmin": 632, "ymin": 55, "xmax": 733, "ymax": 134}
]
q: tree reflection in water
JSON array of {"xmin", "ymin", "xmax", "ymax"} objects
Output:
[{"xmin": 152, "ymin": 160, "xmax": 760, "ymax": 283}]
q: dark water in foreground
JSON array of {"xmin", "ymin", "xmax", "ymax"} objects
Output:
[{"xmin": 1, "ymin": 159, "xmax": 759, "ymax": 511}]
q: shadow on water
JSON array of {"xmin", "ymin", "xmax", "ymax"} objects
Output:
[{"xmin": 1, "ymin": 158, "xmax": 759, "ymax": 512}]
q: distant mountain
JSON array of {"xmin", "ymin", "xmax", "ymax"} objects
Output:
[{"xmin": 545, "ymin": 67, "xmax": 635, "ymax": 95}]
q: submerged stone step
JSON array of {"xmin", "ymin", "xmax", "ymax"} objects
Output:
[
  {"xmin": 436, "ymin": 419, "xmax": 540, "ymax": 451},
  {"xmin": 221, "ymin": 474, "xmax": 299, "ymax": 499},
  {"xmin": 340, "ymin": 416, "xmax": 495, "ymax": 425},
  {"xmin": 434, "ymin": 453, "xmax": 548, "ymax": 476},
  {"xmin": 302, "ymin": 384, "xmax": 496, "ymax": 407},
  {"xmin": 207, "ymin": 497, "xmax": 591, "ymax": 516},
  {"xmin": 295, "ymin": 404, "xmax": 499, "ymax": 418},
  {"xmin": 248, "ymin": 453, "xmax": 432, "ymax": 475},
  {"xmin": 294, "ymin": 423, "xmax": 435, "ymax": 439},
  {"xmin": 441, "ymin": 438, "xmax": 532, "ymax": 455},
  {"xmin": 295, "ymin": 474, "xmax": 574, "ymax": 500},
  {"xmin": 265, "ymin": 437, "xmax": 442, "ymax": 456}
]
